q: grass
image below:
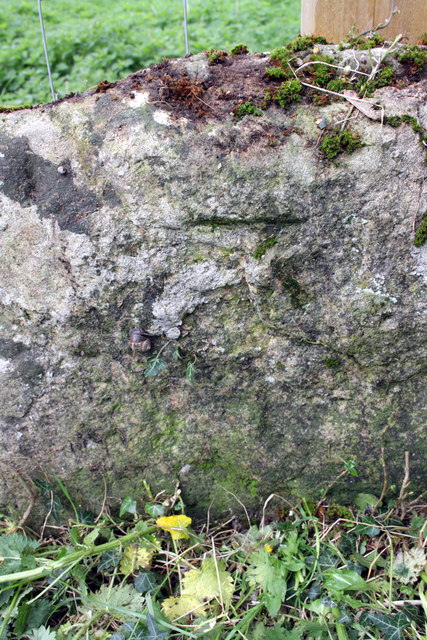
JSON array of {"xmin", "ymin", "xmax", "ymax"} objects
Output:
[
  {"xmin": 0, "ymin": 0, "xmax": 300, "ymax": 106},
  {"xmin": 0, "ymin": 472, "xmax": 426, "ymax": 640}
]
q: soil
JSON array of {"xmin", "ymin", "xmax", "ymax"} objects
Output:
[{"xmin": 111, "ymin": 51, "xmax": 275, "ymax": 121}]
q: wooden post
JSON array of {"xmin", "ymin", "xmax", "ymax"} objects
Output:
[{"xmin": 301, "ymin": 0, "xmax": 427, "ymax": 45}]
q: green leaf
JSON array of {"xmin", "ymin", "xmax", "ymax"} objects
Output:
[
  {"xmin": 85, "ymin": 584, "xmax": 144, "ymax": 619},
  {"xmin": 0, "ymin": 532, "xmax": 39, "ymax": 575},
  {"xmin": 353, "ymin": 493, "xmax": 379, "ymax": 510},
  {"xmin": 144, "ymin": 357, "xmax": 168, "ymax": 378},
  {"xmin": 144, "ymin": 503, "xmax": 165, "ymax": 518},
  {"xmin": 134, "ymin": 571, "xmax": 158, "ymax": 594},
  {"xmin": 185, "ymin": 361, "xmax": 196, "ymax": 382},
  {"xmin": 120, "ymin": 496, "xmax": 138, "ymax": 517},
  {"xmin": 119, "ymin": 621, "xmax": 147, "ymax": 639},
  {"xmin": 338, "ymin": 533, "xmax": 356, "ymax": 555},
  {"xmin": 306, "ymin": 598, "xmax": 335, "ymax": 615},
  {"xmin": 76, "ymin": 509, "xmax": 94, "ymax": 525},
  {"xmin": 14, "ymin": 599, "xmax": 52, "ymax": 636},
  {"xmin": 253, "ymin": 622, "xmax": 300, "ymax": 639},
  {"xmin": 26, "ymin": 626, "xmax": 57, "ymax": 640},
  {"xmin": 172, "ymin": 347, "xmax": 182, "ymax": 361},
  {"xmin": 365, "ymin": 613, "xmax": 410, "ymax": 640},
  {"xmin": 324, "ymin": 570, "xmax": 372, "ymax": 593},
  {"xmin": 353, "ymin": 517, "xmax": 381, "ymax": 537},
  {"xmin": 317, "ymin": 550, "xmax": 340, "ymax": 569},
  {"xmin": 247, "ymin": 550, "xmax": 287, "ymax": 616},
  {"xmin": 34, "ymin": 480, "xmax": 62, "ymax": 522},
  {"xmin": 97, "ymin": 550, "xmax": 121, "ymax": 572},
  {"xmin": 83, "ymin": 527, "xmax": 100, "ymax": 546},
  {"xmin": 145, "ymin": 613, "xmax": 169, "ymax": 640},
  {"xmin": 343, "ymin": 459, "xmax": 358, "ymax": 476}
]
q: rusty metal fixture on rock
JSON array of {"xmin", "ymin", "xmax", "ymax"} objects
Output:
[{"xmin": 129, "ymin": 328, "xmax": 153, "ymax": 353}]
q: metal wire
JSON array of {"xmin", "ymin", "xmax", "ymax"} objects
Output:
[
  {"xmin": 183, "ymin": 0, "xmax": 189, "ymax": 55},
  {"xmin": 38, "ymin": 0, "xmax": 57, "ymax": 101}
]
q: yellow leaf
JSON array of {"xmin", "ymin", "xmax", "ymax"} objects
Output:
[
  {"xmin": 119, "ymin": 543, "xmax": 156, "ymax": 575},
  {"xmin": 156, "ymin": 515, "xmax": 192, "ymax": 540},
  {"xmin": 182, "ymin": 557, "xmax": 234, "ymax": 609},
  {"xmin": 162, "ymin": 595, "xmax": 206, "ymax": 620}
]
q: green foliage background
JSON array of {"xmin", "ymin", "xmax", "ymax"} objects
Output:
[{"xmin": 0, "ymin": 0, "xmax": 300, "ymax": 106}]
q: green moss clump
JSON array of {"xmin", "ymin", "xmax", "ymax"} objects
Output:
[
  {"xmin": 285, "ymin": 34, "xmax": 328, "ymax": 53},
  {"xmin": 309, "ymin": 54, "xmax": 335, "ymax": 88},
  {"xmin": 321, "ymin": 129, "xmax": 364, "ymax": 160},
  {"xmin": 375, "ymin": 65, "xmax": 396, "ymax": 86},
  {"xmin": 414, "ymin": 213, "xmax": 427, "ymax": 247},
  {"xmin": 265, "ymin": 66, "xmax": 292, "ymax": 80},
  {"xmin": 270, "ymin": 46, "xmax": 293, "ymax": 67},
  {"xmin": 206, "ymin": 49, "xmax": 228, "ymax": 64},
  {"xmin": 274, "ymin": 79, "xmax": 302, "ymax": 107},
  {"xmin": 399, "ymin": 46, "xmax": 427, "ymax": 73},
  {"xmin": 339, "ymin": 32, "xmax": 384, "ymax": 50},
  {"xmin": 326, "ymin": 78, "xmax": 349, "ymax": 93},
  {"xmin": 0, "ymin": 104, "xmax": 32, "ymax": 112},
  {"xmin": 252, "ymin": 235, "xmax": 277, "ymax": 259},
  {"xmin": 384, "ymin": 115, "xmax": 403, "ymax": 128},
  {"xmin": 340, "ymin": 129, "xmax": 363, "ymax": 153},
  {"xmin": 230, "ymin": 44, "xmax": 249, "ymax": 55},
  {"xmin": 234, "ymin": 100, "xmax": 262, "ymax": 118},
  {"xmin": 323, "ymin": 356, "xmax": 341, "ymax": 369},
  {"xmin": 327, "ymin": 504, "xmax": 354, "ymax": 520},
  {"xmin": 321, "ymin": 134, "xmax": 342, "ymax": 160},
  {"xmin": 401, "ymin": 114, "xmax": 424, "ymax": 135},
  {"xmin": 358, "ymin": 33, "xmax": 385, "ymax": 49},
  {"xmin": 356, "ymin": 65, "xmax": 396, "ymax": 96}
]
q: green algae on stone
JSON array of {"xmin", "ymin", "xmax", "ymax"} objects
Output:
[{"xmin": 414, "ymin": 213, "xmax": 427, "ymax": 247}]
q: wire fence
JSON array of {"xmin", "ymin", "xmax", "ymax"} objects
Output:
[
  {"xmin": 38, "ymin": 0, "xmax": 191, "ymax": 101},
  {"xmin": 0, "ymin": 0, "xmax": 300, "ymax": 106}
]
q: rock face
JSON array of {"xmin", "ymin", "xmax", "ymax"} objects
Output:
[{"xmin": 0, "ymin": 49, "xmax": 426, "ymax": 519}]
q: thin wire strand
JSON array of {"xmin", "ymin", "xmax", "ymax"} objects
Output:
[
  {"xmin": 38, "ymin": 0, "xmax": 57, "ymax": 101},
  {"xmin": 183, "ymin": 0, "xmax": 189, "ymax": 55}
]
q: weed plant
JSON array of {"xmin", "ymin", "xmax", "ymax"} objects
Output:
[{"xmin": 0, "ymin": 474, "xmax": 426, "ymax": 639}]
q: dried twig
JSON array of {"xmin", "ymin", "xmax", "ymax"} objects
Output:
[
  {"xmin": 373, "ymin": 444, "xmax": 388, "ymax": 513},
  {"xmin": 0, "ymin": 464, "xmax": 38, "ymax": 533},
  {"xmin": 357, "ymin": 0, "xmax": 400, "ymax": 39},
  {"xmin": 398, "ymin": 451, "xmax": 411, "ymax": 516}
]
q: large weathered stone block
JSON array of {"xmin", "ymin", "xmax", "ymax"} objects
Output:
[{"xmin": 0, "ymin": 50, "xmax": 426, "ymax": 519}]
